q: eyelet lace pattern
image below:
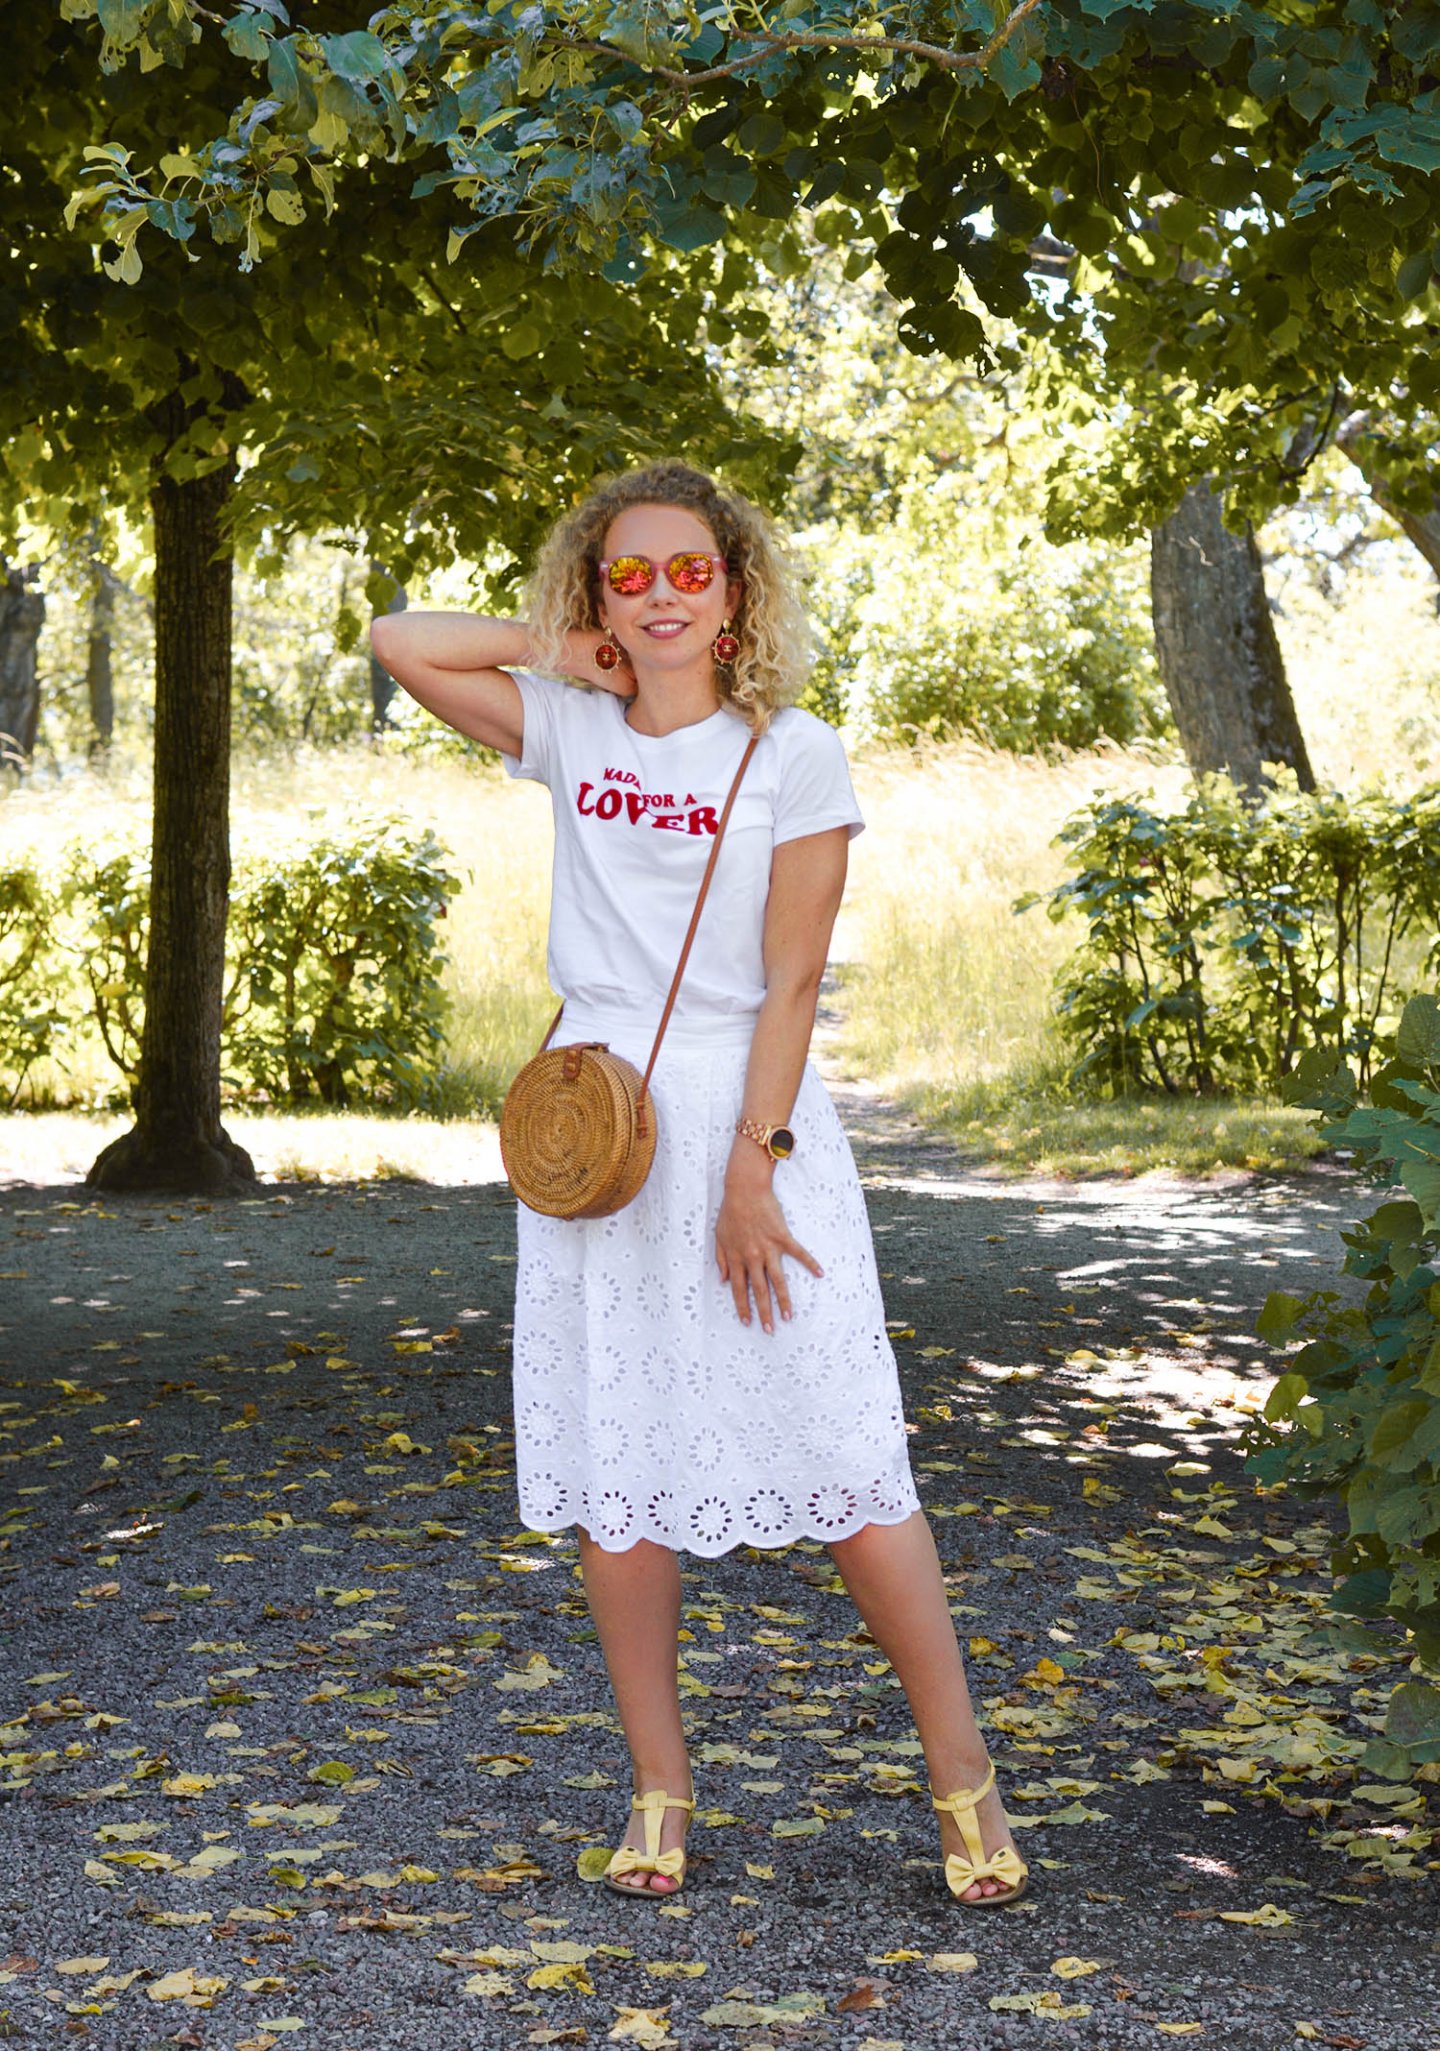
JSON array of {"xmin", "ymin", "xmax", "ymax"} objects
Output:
[{"xmin": 512, "ymin": 1041, "xmax": 921, "ymax": 1557}]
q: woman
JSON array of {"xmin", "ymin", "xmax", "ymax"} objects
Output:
[{"xmin": 371, "ymin": 461, "xmax": 1029, "ymax": 1911}]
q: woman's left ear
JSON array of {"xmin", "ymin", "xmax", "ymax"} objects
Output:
[{"xmin": 725, "ymin": 576, "xmax": 743, "ymax": 617}]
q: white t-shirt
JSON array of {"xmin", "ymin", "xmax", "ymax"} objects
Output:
[{"xmin": 502, "ymin": 673, "xmax": 864, "ymax": 1034}]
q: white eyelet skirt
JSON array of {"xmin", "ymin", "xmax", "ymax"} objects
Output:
[{"xmin": 510, "ymin": 1008, "xmax": 921, "ymax": 1556}]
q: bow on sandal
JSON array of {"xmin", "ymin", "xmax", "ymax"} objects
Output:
[
  {"xmin": 602, "ymin": 1789, "xmax": 695, "ymax": 1899},
  {"xmin": 930, "ymin": 1763, "xmax": 1030, "ymax": 1908}
]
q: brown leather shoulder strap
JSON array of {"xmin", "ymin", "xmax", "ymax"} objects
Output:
[
  {"xmin": 534, "ymin": 732, "xmax": 760, "ymax": 1102},
  {"xmin": 640, "ymin": 734, "xmax": 759, "ymax": 1103}
]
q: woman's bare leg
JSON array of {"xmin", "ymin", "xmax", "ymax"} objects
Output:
[
  {"xmin": 827, "ymin": 1511, "xmax": 1022, "ymax": 1900},
  {"xmin": 575, "ymin": 1526, "xmax": 693, "ymax": 1894}
]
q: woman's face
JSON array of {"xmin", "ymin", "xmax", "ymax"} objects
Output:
[{"xmin": 596, "ymin": 502, "xmax": 742, "ymax": 670}]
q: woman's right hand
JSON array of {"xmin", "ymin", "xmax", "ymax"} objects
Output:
[{"xmin": 560, "ymin": 627, "xmax": 637, "ymax": 699}]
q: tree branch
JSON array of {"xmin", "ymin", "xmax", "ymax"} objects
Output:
[{"xmin": 573, "ymin": 0, "xmax": 1047, "ymax": 90}]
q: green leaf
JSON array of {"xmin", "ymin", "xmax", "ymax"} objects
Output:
[
  {"xmin": 1384, "ymin": 1679, "xmax": 1440, "ymax": 1749},
  {"xmin": 1257, "ymin": 1292, "xmax": 1307, "ymax": 1344},
  {"xmin": 500, "ymin": 320, "xmax": 544, "ymax": 359},
  {"xmin": 1393, "ymin": 3, "xmax": 1440, "ymax": 64},
  {"xmin": 1400, "ymin": 1157, "xmax": 1440, "ymax": 1228},
  {"xmin": 1396, "ymin": 248, "xmax": 1436, "ymax": 299},
  {"xmin": 1397, "ymin": 994, "xmax": 1440, "ymax": 1068},
  {"xmin": 601, "ymin": 16, "xmax": 651, "ymax": 66},
  {"xmin": 1371, "ymin": 1199, "xmax": 1424, "ymax": 1240},
  {"xmin": 988, "ymin": 36, "xmax": 1042, "ymax": 101},
  {"xmin": 1377, "ymin": 1481, "xmax": 1440, "ymax": 1547},
  {"xmin": 223, "ymin": 12, "xmax": 272, "ymax": 64},
  {"xmin": 308, "ymin": 1759, "xmax": 356, "ymax": 1784},
  {"xmin": 652, "ymin": 193, "xmax": 726, "ymax": 252},
  {"xmin": 1376, "ymin": 129, "xmax": 1440, "ymax": 175},
  {"xmin": 266, "ymin": 187, "xmax": 305, "ymax": 226},
  {"xmin": 321, "ymin": 30, "xmax": 391, "ymax": 84},
  {"xmin": 96, "ymin": 0, "xmax": 146, "ymax": 43},
  {"xmin": 1367, "ymin": 1398, "xmax": 1430, "ymax": 1463},
  {"xmin": 738, "ymin": 114, "xmax": 787, "ymax": 158},
  {"xmin": 1263, "ymin": 1370, "xmax": 1309, "ymax": 1422},
  {"xmin": 1359, "ymin": 1735, "xmax": 1418, "ymax": 1780}
]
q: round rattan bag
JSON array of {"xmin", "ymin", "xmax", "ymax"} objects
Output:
[{"xmin": 499, "ymin": 1041, "xmax": 658, "ymax": 1220}]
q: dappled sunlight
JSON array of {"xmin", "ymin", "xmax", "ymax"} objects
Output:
[{"xmin": 1, "ymin": 1110, "xmax": 506, "ymax": 1190}]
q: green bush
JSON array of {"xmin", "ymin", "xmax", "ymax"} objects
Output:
[
  {"xmin": 61, "ymin": 843, "xmax": 151, "ymax": 1080},
  {"xmin": 1, "ymin": 818, "xmax": 457, "ymax": 1111},
  {"xmin": 800, "ymin": 487, "xmax": 1167, "ymax": 752},
  {"xmin": 227, "ymin": 821, "xmax": 456, "ymax": 1109},
  {"xmin": 0, "ymin": 861, "xmax": 72, "ymax": 1107},
  {"xmin": 1021, "ymin": 777, "xmax": 1440, "ymax": 1095},
  {"xmin": 1245, "ymin": 994, "xmax": 1440, "ymax": 1779}
]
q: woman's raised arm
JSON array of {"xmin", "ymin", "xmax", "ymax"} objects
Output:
[{"xmin": 369, "ymin": 614, "xmax": 635, "ymax": 754}]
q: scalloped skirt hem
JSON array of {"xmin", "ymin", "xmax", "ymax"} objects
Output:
[{"xmin": 514, "ymin": 1492, "xmax": 924, "ymax": 1559}]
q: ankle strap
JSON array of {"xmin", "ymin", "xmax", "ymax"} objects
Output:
[{"xmin": 930, "ymin": 1762, "xmax": 995, "ymax": 1811}]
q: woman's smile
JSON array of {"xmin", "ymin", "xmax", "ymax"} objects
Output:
[{"xmin": 641, "ymin": 619, "xmax": 690, "ymax": 639}]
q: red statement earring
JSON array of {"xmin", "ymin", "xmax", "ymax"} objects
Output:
[
  {"xmin": 595, "ymin": 628, "xmax": 624, "ymax": 672},
  {"xmin": 712, "ymin": 620, "xmax": 740, "ymax": 665}
]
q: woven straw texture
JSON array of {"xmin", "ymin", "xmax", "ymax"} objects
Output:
[{"xmin": 500, "ymin": 1042, "xmax": 657, "ymax": 1220}]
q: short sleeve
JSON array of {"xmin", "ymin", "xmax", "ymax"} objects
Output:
[
  {"xmin": 500, "ymin": 669, "xmax": 563, "ymax": 786},
  {"xmin": 772, "ymin": 713, "xmax": 866, "ymax": 846}
]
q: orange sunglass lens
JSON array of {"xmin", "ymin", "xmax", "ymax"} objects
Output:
[
  {"xmin": 606, "ymin": 556, "xmax": 655, "ymax": 594},
  {"xmin": 666, "ymin": 553, "xmax": 716, "ymax": 592}
]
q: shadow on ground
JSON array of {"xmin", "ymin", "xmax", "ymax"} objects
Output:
[{"xmin": 0, "ymin": 1122, "xmax": 1435, "ymax": 2051}]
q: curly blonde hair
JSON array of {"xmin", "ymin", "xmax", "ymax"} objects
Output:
[{"xmin": 523, "ymin": 461, "xmax": 814, "ymax": 735}]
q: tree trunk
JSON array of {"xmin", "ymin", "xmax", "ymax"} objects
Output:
[
  {"xmin": 86, "ymin": 561, "xmax": 115, "ymax": 754},
  {"xmin": 1150, "ymin": 481, "xmax": 1315, "ymax": 795},
  {"xmin": 0, "ymin": 559, "xmax": 44, "ymax": 770},
  {"xmin": 1337, "ymin": 415, "xmax": 1440, "ymax": 585},
  {"xmin": 88, "ymin": 428, "xmax": 257, "ymax": 1195},
  {"xmin": 370, "ymin": 564, "xmax": 406, "ymax": 732}
]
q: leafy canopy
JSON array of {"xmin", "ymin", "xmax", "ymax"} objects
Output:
[
  {"xmin": 10, "ymin": 4, "xmax": 783, "ymax": 589},
  {"xmin": 64, "ymin": 0, "xmax": 1440, "ymax": 524}
]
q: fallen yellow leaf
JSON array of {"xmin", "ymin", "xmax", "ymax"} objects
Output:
[
  {"xmin": 528, "ymin": 1959, "xmax": 595, "ymax": 1993},
  {"xmin": 147, "ymin": 1967, "xmax": 228, "ymax": 2006},
  {"xmin": 609, "ymin": 2008, "xmax": 675, "ymax": 2046},
  {"xmin": 990, "ymin": 1991, "xmax": 1091, "ymax": 2018}
]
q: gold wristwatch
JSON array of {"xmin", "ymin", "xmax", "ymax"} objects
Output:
[{"xmin": 735, "ymin": 1117, "xmax": 796, "ymax": 1161}]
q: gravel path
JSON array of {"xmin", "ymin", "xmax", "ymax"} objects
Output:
[{"xmin": 1, "ymin": 1078, "xmax": 1436, "ymax": 2051}]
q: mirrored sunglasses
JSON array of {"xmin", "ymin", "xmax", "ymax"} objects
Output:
[{"xmin": 599, "ymin": 551, "xmax": 728, "ymax": 596}]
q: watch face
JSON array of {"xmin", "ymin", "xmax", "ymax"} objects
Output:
[{"xmin": 769, "ymin": 1126, "xmax": 796, "ymax": 1159}]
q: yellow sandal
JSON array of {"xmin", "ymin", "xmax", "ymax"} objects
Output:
[
  {"xmin": 602, "ymin": 1788, "xmax": 695, "ymax": 1899},
  {"xmin": 931, "ymin": 1764, "xmax": 1030, "ymax": 1908}
]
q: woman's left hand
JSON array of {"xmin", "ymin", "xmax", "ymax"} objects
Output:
[{"xmin": 715, "ymin": 1174, "xmax": 822, "ymax": 1336}]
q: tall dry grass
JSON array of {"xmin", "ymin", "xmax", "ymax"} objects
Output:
[
  {"xmin": 837, "ymin": 737, "xmax": 1188, "ymax": 1107},
  {"xmin": 3, "ymin": 541, "xmax": 1437, "ymax": 1181}
]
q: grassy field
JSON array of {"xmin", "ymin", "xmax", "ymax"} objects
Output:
[{"xmin": 4, "ymin": 544, "xmax": 1438, "ymax": 1185}]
